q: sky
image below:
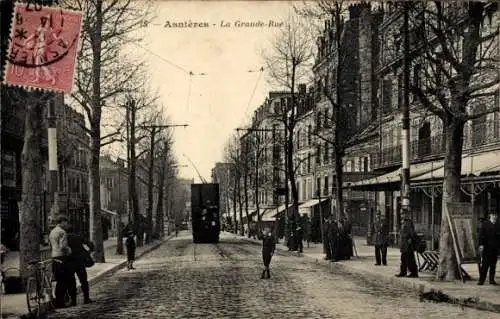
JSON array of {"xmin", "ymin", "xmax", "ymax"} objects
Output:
[{"xmin": 122, "ymin": 0, "xmax": 300, "ymax": 182}]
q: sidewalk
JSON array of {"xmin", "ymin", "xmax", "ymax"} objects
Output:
[
  {"xmin": 0, "ymin": 235, "xmax": 173, "ymax": 319},
  {"xmin": 241, "ymin": 234, "xmax": 500, "ymax": 313}
]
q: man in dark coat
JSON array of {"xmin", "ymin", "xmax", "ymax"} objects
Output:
[
  {"xmin": 323, "ymin": 218, "xmax": 331, "ymax": 260},
  {"xmin": 478, "ymin": 212, "xmax": 500, "ymax": 285},
  {"xmin": 261, "ymin": 228, "xmax": 276, "ymax": 279},
  {"xmin": 67, "ymin": 228, "xmax": 95, "ymax": 305},
  {"xmin": 327, "ymin": 218, "xmax": 339, "ymax": 261},
  {"xmin": 396, "ymin": 217, "xmax": 418, "ymax": 278},
  {"xmin": 296, "ymin": 225, "xmax": 304, "ymax": 253},
  {"xmin": 374, "ymin": 212, "xmax": 389, "ymax": 266}
]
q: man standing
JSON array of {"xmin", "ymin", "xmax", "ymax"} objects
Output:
[
  {"xmin": 374, "ymin": 211, "xmax": 389, "ymax": 266},
  {"xmin": 478, "ymin": 212, "xmax": 500, "ymax": 285},
  {"xmin": 261, "ymin": 228, "xmax": 276, "ymax": 279},
  {"xmin": 323, "ymin": 218, "xmax": 331, "ymax": 260},
  {"xmin": 67, "ymin": 227, "xmax": 95, "ymax": 305},
  {"xmin": 49, "ymin": 215, "xmax": 75, "ymax": 308},
  {"xmin": 296, "ymin": 225, "xmax": 304, "ymax": 253},
  {"xmin": 396, "ymin": 217, "xmax": 418, "ymax": 278}
]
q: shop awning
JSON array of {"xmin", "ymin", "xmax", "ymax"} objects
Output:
[
  {"xmin": 346, "ymin": 159, "xmax": 445, "ymax": 191},
  {"xmin": 299, "ymin": 198, "xmax": 328, "ymax": 209},
  {"xmin": 101, "ymin": 208, "xmax": 117, "ymax": 216},
  {"xmin": 276, "ymin": 203, "xmax": 293, "ymax": 215},
  {"xmin": 413, "ymin": 150, "xmax": 500, "ymax": 183},
  {"xmin": 261, "ymin": 209, "xmax": 277, "ymax": 221},
  {"xmin": 298, "ymin": 198, "xmax": 328, "ymax": 216}
]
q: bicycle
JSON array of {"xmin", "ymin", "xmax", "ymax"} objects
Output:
[{"xmin": 25, "ymin": 259, "xmax": 55, "ymax": 316}]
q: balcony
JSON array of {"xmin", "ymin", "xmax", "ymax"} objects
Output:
[{"xmin": 372, "ymin": 119, "xmax": 500, "ymax": 170}]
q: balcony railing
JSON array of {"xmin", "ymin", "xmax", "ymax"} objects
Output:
[{"xmin": 372, "ymin": 119, "xmax": 500, "ymax": 169}]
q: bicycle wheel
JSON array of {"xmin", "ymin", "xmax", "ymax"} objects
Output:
[
  {"xmin": 42, "ymin": 273, "xmax": 54, "ymax": 310},
  {"xmin": 25, "ymin": 277, "xmax": 39, "ymax": 315}
]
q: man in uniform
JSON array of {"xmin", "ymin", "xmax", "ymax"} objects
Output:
[
  {"xmin": 374, "ymin": 211, "xmax": 389, "ymax": 266},
  {"xmin": 478, "ymin": 211, "xmax": 500, "ymax": 285},
  {"xmin": 396, "ymin": 216, "xmax": 418, "ymax": 278}
]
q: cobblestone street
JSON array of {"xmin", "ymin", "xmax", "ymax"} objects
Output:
[{"xmin": 45, "ymin": 232, "xmax": 499, "ymax": 319}]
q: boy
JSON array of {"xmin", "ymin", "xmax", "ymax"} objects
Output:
[{"xmin": 125, "ymin": 231, "xmax": 136, "ymax": 270}]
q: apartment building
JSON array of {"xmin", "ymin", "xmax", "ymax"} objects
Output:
[{"xmin": 348, "ymin": 2, "xmax": 500, "ymax": 248}]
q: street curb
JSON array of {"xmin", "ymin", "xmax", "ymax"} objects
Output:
[
  {"xmin": 87, "ymin": 234, "xmax": 175, "ymax": 288},
  {"xmin": 238, "ymin": 235, "xmax": 500, "ymax": 314}
]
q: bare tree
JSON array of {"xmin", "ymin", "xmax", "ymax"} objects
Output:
[
  {"xmin": 408, "ymin": 2, "xmax": 499, "ymax": 280},
  {"xmin": 154, "ymin": 133, "xmax": 174, "ymax": 238},
  {"xmin": 262, "ymin": 14, "xmax": 315, "ymax": 232},
  {"xmin": 59, "ymin": 0, "xmax": 155, "ymax": 262},
  {"xmin": 123, "ymin": 85, "xmax": 158, "ymax": 247},
  {"xmin": 223, "ymin": 136, "xmax": 246, "ymax": 235}
]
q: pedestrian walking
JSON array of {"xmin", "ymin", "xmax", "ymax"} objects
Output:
[
  {"xmin": 296, "ymin": 226, "xmax": 304, "ymax": 253},
  {"xmin": 374, "ymin": 211, "xmax": 389, "ymax": 266},
  {"xmin": 323, "ymin": 218, "xmax": 331, "ymax": 260},
  {"xmin": 125, "ymin": 231, "xmax": 136, "ymax": 270},
  {"xmin": 395, "ymin": 217, "xmax": 418, "ymax": 278},
  {"xmin": 305, "ymin": 219, "xmax": 312, "ymax": 248},
  {"xmin": 67, "ymin": 227, "xmax": 95, "ymax": 305},
  {"xmin": 261, "ymin": 228, "xmax": 276, "ymax": 279},
  {"xmin": 478, "ymin": 211, "xmax": 499, "ymax": 285},
  {"xmin": 49, "ymin": 215, "xmax": 75, "ymax": 308}
]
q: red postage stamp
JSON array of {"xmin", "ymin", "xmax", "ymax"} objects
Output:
[{"xmin": 2, "ymin": 2, "xmax": 82, "ymax": 93}]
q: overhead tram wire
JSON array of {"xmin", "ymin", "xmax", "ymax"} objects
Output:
[
  {"xmin": 182, "ymin": 153, "xmax": 207, "ymax": 184},
  {"xmin": 239, "ymin": 67, "xmax": 264, "ymax": 127}
]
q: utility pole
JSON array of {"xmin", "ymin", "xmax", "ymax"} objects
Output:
[
  {"xmin": 47, "ymin": 97, "xmax": 61, "ymax": 225},
  {"xmin": 401, "ymin": 2, "xmax": 411, "ymax": 219}
]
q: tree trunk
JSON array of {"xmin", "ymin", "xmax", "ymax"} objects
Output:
[
  {"xmin": 20, "ymin": 101, "xmax": 43, "ymax": 278},
  {"xmin": 128, "ymin": 100, "xmax": 142, "ymax": 246},
  {"xmin": 255, "ymin": 150, "xmax": 261, "ymax": 222},
  {"xmin": 237, "ymin": 176, "xmax": 244, "ymax": 236},
  {"xmin": 437, "ymin": 118, "xmax": 465, "ymax": 280},
  {"xmin": 232, "ymin": 179, "xmax": 238, "ymax": 233},
  {"xmin": 244, "ymin": 164, "xmax": 250, "ymax": 237},
  {"xmin": 155, "ymin": 161, "xmax": 166, "ymax": 238},
  {"xmin": 89, "ymin": 0, "xmax": 104, "ymax": 262},
  {"xmin": 145, "ymin": 128, "xmax": 156, "ymax": 244},
  {"xmin": 116, "ymin": 221, "xmax": 124, "ymax": 255},
  {"xmin": 334, "ymin": 145, "xmax": 344, "ymax": 220}
]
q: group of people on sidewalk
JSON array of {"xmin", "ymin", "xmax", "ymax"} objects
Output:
[
  {"xmin": 260, "ymin": 209, "xmax": 498, "ymax": 286},
  {"xmin": 48, "ymin": 215, "xmax": 139, "ymax": 309},
  {"xmin": 49, "ymin": 215, "xmax": 94, "ymax": 308},
  {"xmin": 322, "ymin": 217, "xmax": 353, "ymax": 261}
]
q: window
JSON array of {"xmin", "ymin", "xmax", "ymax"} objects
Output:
[
  {"xmin": 316, "ymin": 177, "xmax": 321, "ymax": 197},
  {"xmin": 317, "ymin": 111, "xmax": 322, "ymax": 131},
  {"xmin": 307, "ymin": 153, "xmax": 311, "ymax": 172},
  {"xmin": 398, "ymin": 73, "xmax": 404, "ymax": 109},
  {"xmin": 324, "ymin": 176, "xmax": 329, "ymax": 196},
  {"xmin": 345, "ymin": 160, "xmax": 352, "ymax": 172},
  {"xmin": 324, "ymin": 109, "xmax": 329, "ymax": 128},
  {"xmin": 307, "ymin": 124, "xmax": 312, "ymax": 145},
  {"xmin": 363, "ymin": 157, "xmax": 369, "ymax": 172},
  {"xmin": 316, "ymin": 145, "xmax": 321, "ymax": 164},
  {"xmin": 324, "ymin": 143, "xmax": 329, "ymax": 163},
  {"xmin": 413, "ymin": 63, "xmax": 421, "ymax": 89},
  {"xmin": 382, "ymin": 79, "xmax": 393, "ymax": 114}
]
